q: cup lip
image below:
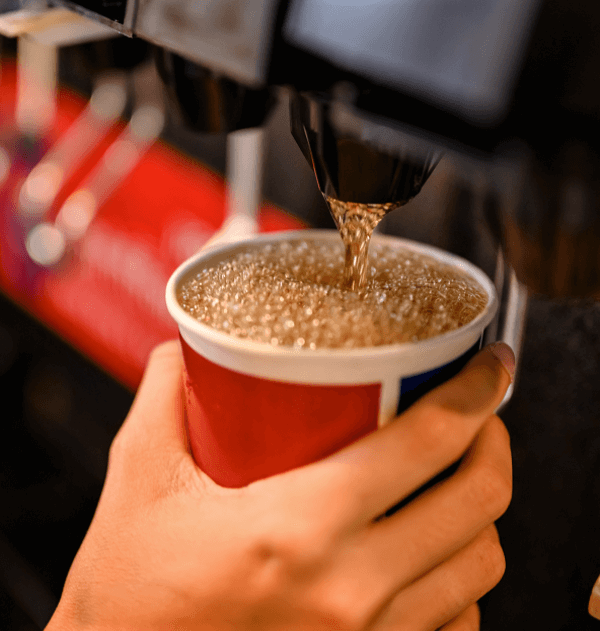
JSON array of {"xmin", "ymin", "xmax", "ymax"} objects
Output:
[{"xmin": 166, "ymin": 229, "xmax": 498, "ymax": 360}]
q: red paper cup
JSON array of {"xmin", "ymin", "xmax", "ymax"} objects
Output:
[{"xmin": 166, "ymin": 230, "xmax": 498, "ymax": 488}]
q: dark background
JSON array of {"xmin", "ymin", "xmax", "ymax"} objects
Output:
[{"xmin": 0, "ymin": 292, "xmax": 133, "ymax": 629}]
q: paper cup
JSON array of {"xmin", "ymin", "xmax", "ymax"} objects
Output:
[{"xmin": 166, "ymin": 230, "xmax": 498, "ymax": 488}]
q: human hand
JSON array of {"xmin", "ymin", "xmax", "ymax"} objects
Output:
[
  {"xmin": 589, "ymin": 575, "xmax": 600, "ymax": 620},
  {"xmin": 46, "ymin": 340, "xmax": 514, "ymax": 631}
]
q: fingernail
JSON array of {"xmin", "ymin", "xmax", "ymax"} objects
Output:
[
  {"xmin": 489, "ymin": 343, "xmax": 515, "ymax": 381},
  {"xmin": 589, "ymin": 576, "xmax": 600, "ymax": 619}
]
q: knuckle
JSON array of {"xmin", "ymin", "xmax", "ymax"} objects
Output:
[
  {"xmin": 252, "ymin": 521, "xmax": 330, "ymax": 575},
  {"xmin": 469, "ymin": 461, "xmax": 512, "ymax": 521},
  {"xmin": 246, "ymin": 531, "xmax": 369, "ymax": 627},
  {"xmin": 452, "ymin": 604, "xmax": 481, "ymax": 631},
  {"xmin": 333, "ymin": 608, "xmax": 369, "ymax": 631},
  {"xmin": 106, "ymin": 422, "xmax": 139, "ymax": 478},
  {"xmin": 416, "ymin": 404, "xmax": 469, "ymax": 457},
  {"xmin": 474, "ymin": 530, "xmax": 506, "ymax": 588},
  {"xmin": 107, "ymin": 428, "xmax": 128, "ymax": 468},
  {"xmin": 314, "ymin": 587, "xmax": 372, "ymax": 631},
  {"xmin": 106, "ymin": 440, "xmax": 133, "ymax": 489},
  {"xmin": 491, "ymin": 414, "xmax": 510, "ymax": 442},
  {"xmin": 436, "ymin": 535, "xmax": 503, "ymax": 626}
]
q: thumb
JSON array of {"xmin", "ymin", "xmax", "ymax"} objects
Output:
[
  {"xmin": 110, "ymin": 341, "xmax": 190, "ymax": 474},
  {"xmin": 425, "ymin": 341, "xmax": 515, "ymax": 417}
]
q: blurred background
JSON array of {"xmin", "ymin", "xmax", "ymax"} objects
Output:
[{"xmin": 1, "ymin": 3, "xmax": 600, "ymax": 630}]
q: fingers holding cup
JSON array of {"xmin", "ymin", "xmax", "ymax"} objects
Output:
[
  {"xmin": 318, "ymin": 343, "xmax": 514, "ymax": 525},
  {"xmin": 371, "ymin": 527, "xmax": 501, "ymax": 630}
]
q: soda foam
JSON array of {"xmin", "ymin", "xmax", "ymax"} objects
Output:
[{"xmin": 178, "ymin": 239, "xmax": 487, "ymax": 349}]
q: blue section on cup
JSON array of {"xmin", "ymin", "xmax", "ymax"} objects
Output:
[{"xmin": 396, "ymin": 338, "xmax": 482, "ymax": 415}]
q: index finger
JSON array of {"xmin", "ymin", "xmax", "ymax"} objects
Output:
[{"xmin": 316, "ymin": 343, "xmax": 514, "ymax": 522}]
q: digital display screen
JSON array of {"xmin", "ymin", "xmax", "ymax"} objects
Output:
[{"xmin": 284, "ymin": 0, "xmax": 541, "ymax": 125}]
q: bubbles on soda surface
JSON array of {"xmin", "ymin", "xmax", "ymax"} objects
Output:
[{"xmin": 177, "ymin": 238, "xmax": 488, "ymax": 349}]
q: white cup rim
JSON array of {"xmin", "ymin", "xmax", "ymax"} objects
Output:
[{"xmin": 166, "ymin": 229, "xmax": 498, "ymax": 362}]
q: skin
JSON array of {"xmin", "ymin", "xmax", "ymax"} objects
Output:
[{"xmin": 46, "ymin": 340, "xmax": 513, "ymax": 631}]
